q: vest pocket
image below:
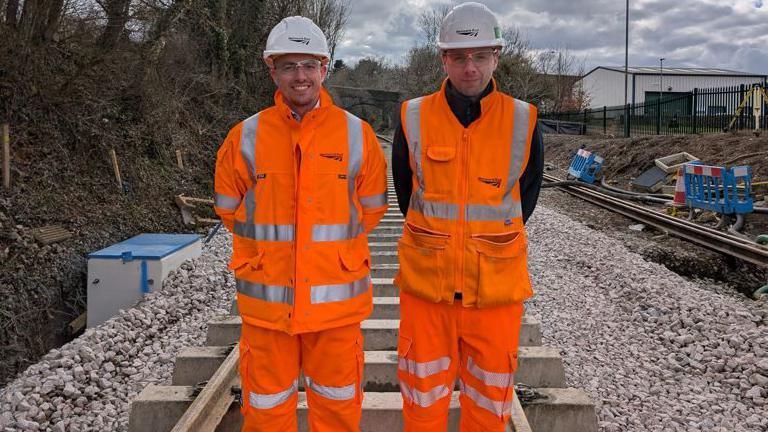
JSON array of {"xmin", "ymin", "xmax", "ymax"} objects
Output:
[
  {"xmin": 396, "ymin": 222, "xmax": 450, "ymax": 303},
  {"xmin": 471, "ymin": 231, "xmax": 533, "ymax": 308}
]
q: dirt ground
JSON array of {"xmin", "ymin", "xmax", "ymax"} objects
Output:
[
  {"xmin": 542, "ymin": 132, "xmax": 767, "ymax": 298},
  {"xmin": 0, "ymin": 143, "xmax": 215, "ymax": 387}
]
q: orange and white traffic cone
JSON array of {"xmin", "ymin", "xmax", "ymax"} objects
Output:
[{"xmin": 670, "ymin": 166, "xmax": 687, "ymax": 207}]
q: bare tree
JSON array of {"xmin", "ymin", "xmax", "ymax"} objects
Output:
[
  {"xmin": 97, "ymin": 0, "xmax": 132, "ymax": 49},
  {"xmin": 417, "ymin": 2, "xmax": 451, "ymax": 46},
  {"xmin": 4, "ymin": 0, "xmax": 20, "ymax": 26},
  {"xmin": 302, "ymin": 0, "xmax": 350, "ymax": 64}
]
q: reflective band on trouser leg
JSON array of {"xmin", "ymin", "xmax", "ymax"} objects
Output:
[
  {"xmin": 359, "ymin": 193, "xmax": 386, "ymax": 209},
  {"xmin": 214, "ymin": 192, "xmax": 240, "ymax": 211},
  {"xmin": 311, "ymin": 223, "xmax": 363, "ymax": 242},
  {"xmin": 234, "ymin": 222, "xmax": 295, "ymax": 241},
  {"xmin": 305, "ymin": 376, "xmax": 356, "ymax": 401},
  {"xmin": 459, "ymin": 379, "xmax": 512, "ymax": 418},
  {"xmin": 310, "ymin": 275, "xmax": 370, "ymax": 304},
  {"xmin": 409, "ymin": 189, "xmax": 459, "ymax": 220},
  {"xmin": 399, "ymin": 382, "xmax": 451, "ymax": 408},
  {"xmin": 398, "ymin": 356, "xmax": 451, "ymax": 378},
  {"xmin": 236, "ymin": 279, "xmax": 294, "ymax": 304},
  {"xmin": 466, "ymin": 356, "xmax": 513, "ymax": 388},
  {"xmin": 249, "ymin": 379, "xmax": 299, "ymax": 409}
]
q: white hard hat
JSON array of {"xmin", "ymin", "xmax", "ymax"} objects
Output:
[
  {"xmin": 263, "ymin": 16, "xmax": 330, "ymax": 61},
  {"xmin": 437, "ymin": 2, "xmax": 504, "ymax": 50}
]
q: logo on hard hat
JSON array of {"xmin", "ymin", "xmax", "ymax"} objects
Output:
[
  {"xmin": 456, "ymin": 28, "xmax": 479, "ymax": 37},
  {"xmin": 288, "ymin": 37, "xmax": 311, "ymax": 45}
]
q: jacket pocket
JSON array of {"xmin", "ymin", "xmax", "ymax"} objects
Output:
[
  {"xmin": 397, "ymin": 335, "xmax": 414, "ymax": 407},
  {"xmin": 396, "ymin": 222, "xmax": 450, "ymax": 303},
  {"xmin": 472, "ymin": 231, "xmax": 533, "ymax": 308},
  {"xmin": 423, "ymin": 146, "xmax": 457, "ymax": 197},
  {"xmin": 228, "ymin": 248, "xmax": 265, "ymax": 273},
  {"xmin": 339, "ymin": 246, "xmax": 369, "ymax": 272}
]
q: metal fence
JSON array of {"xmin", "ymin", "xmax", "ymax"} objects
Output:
[{"xmin": 542, "ymin": 82, "xmax": 768, "ymax": 137}]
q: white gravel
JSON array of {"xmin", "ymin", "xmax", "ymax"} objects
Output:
[
  {"xmin": 2, "ymin": 204, "xmax": 767, "ymax": 432},
  {"xmin": 526, "ymin": 205, "xmax": 768, "ymax": 432},
  {"xmin": 0, "ymin": 231, "xmax": 235, "ymax": 431}
]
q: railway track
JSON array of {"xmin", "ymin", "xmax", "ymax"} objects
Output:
[
  {"xmin": 543, "ymin": 173, "xmax": 768, "ymax": 268},
  {"xmin": 129, "ymin": 144, "xmax": 599, "ymax": 432}
]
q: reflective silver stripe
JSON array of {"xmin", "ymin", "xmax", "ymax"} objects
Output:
[
  {"xmin": 399, "ymin": 382, "xmax": 450, "ymax": 408},
  {"xmin": 497, "ymin": 100, "xmax": 533, "ymax": 218},
  {"xmin": 249, "ymin": 379, "xmax": 298, "ymax": 409},
  {"xmin": 236, "ymin": 279, "xmax": 294, "ymax": 304},
  {"xmin": 346, "ymin": 112, "xmax": 363, "ymax": 237},
  {"xmin": 311, "ymin": 224, "xmax": 364, "ymax": 242},
  {"xmin": 304, "ymin": 376, "xmax": 356, "ymax": 401},
  {"xmin": 311, "ymin": 275, "xmax": 370, "ymax": 304},
  {"xmin": 410, "ymin": 190, "xmax": 459, "ymax": 220},
  {"xmin": 466, "ymin": 356, "xmax": 514, "ymax": 388},
  {"xmin": 240, "ymin": 114, "xmax": 259, "ymax": 182},
  {"xmin": 459, "ymin": 379, "xmax": 512, "ymax": 417},
  {"xmin": 233, "ymin": 222, "xmax": 294, "ymax": 241},
  {"xmin": 240, "ymin": 114, "xmax": 259, "ymax": 224},
  {"xmin": 215, "ymin": 193, "xmax": 241, "ymax": 210},
  {"xmin": 465, "ymin": 202, "xmax": 522, "ymax": 222},
  {"xmin": 398, "ymin": 356, "xmax": 451, "ymax": 378},
  {"xmin": 404, "ymin": 98, "xmax": 425, "ymax": 187},
  {"xmin": 360, "ymin": 193, "xmax": 387, "ymax": 209}
]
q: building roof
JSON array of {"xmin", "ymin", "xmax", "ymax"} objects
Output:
[{"xmin": 583, "ymin": 66, "xmax": 766, "ymax": 79}]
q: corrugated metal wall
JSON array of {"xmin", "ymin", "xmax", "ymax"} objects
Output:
[{"xmin": 582, "ymin": 69, "xmax": 765, "ymax": 108}]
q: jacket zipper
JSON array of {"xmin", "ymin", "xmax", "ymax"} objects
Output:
[
  {"xmin": 457, "ymin": 129, "xmax": 470, "ymax": 299},
  {"xmin": 292, "ymin": 141, "xmax": 301, "ymax": 325}
]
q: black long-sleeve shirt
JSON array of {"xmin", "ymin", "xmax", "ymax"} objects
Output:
[{"xmin": 392, "ymin": 80, "xmax": 544, "ymax": 224}]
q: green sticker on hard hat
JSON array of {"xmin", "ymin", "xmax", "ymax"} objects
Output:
[{"xmin": 494, "ymin": 26, "xmax": 501, "ymax": 38}]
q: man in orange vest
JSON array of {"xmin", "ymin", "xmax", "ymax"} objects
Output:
[
  {"xmin": 214, "ymin": 16, "xmax": 388, "ymax": 432},
  {"xmin": 391, "ymin": 3, "xmax": 543, "ymax": 431}
]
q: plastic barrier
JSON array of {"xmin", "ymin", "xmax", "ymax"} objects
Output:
[
  {"xmin": 684, "ymin": 163, "xmax": 753, "ymax": 214},
  {"xmin": 567, "ymin": 149, "xmax": 604, "ymax": 184}
]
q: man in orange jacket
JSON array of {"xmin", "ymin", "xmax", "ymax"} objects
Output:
[
  {"xmin": 392, "ymin": 3, "xmax": 543, "ymax": 431},
  {"xmin": 213, "ymin": 16, "xmax": 387, "ymax": 432}
]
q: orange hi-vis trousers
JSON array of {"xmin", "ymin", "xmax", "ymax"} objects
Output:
[
  {"xmin": 397, "ymin": 291, "xmax": 524, "ymax": 432},
  {"xmin": 239, "ymin": 322, "xmax": 364, "ymax": 432}
]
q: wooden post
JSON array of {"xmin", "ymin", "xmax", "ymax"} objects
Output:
[
  {"xmin": 175, "ymin": 149, "xmax": 184, "ymax": 170},
  {"xmin": 2, "ymin": 124, "xmax": 9, "ymax": 189},
  {"xmin": 109, "ymin": 149, "xmax": 123, "ymax": 192}
]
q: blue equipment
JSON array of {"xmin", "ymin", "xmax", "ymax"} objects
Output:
[
  {"xmin": 568, "ymin": 149, "xmax": 604, "ymax": 184},
  {"xmin": 683, "ymin": 163, "xmax": 753, "ymax": 214}
]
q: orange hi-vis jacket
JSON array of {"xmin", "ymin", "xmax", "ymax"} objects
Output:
[
  {"xmin": 395, "ymin": 79, "xmax": 536, "ymax": 308},
  {"xmin": 214, "ymin": 88, "xmax": 387, "ymax": 334}
]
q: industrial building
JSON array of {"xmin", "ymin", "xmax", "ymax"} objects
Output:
[{"xmin": 578, "ymin": 66, "xmax": 767, "ymax": 110}]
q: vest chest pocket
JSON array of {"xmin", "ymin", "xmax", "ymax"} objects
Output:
[
  {"xmin": 422, "ymin": 146, "xmax": 457, "ymax": 198},
  {"xmin": 471, "ymin": 231, "xmax": 533, "ymax": 308},
  {"xmin": 396, "ymin": 222, "xmax": 450, "ymax": 303}
]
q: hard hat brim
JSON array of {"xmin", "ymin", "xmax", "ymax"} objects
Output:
[
  {"xmin": 263, "ymin": 49, "xmax": 330, "ymax": 61},
  {"xmin": 437, "ymin": 39, "xmax": 505, "ymax": 51}
]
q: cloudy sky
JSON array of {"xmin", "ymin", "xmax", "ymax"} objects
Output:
[{"xmin": 335, "ymin": 0, "xmax": 768, "ymax": 74}]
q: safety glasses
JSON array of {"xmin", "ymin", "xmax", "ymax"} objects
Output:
[
  {"xmin": 274, "ymin": 59, "xmax": 323, "ymax": 75},
  {"xmin": 443, "ymin": 49, "xmax": 499, "ymax": 67}
]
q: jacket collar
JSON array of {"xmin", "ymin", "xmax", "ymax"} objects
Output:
[{"xmin": 274, "ymin": 86, "xmax": 335, "ymax": 124}]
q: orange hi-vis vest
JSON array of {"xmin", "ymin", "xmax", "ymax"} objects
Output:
[
  {"xmin": 214, "ymin": 88, "xmax": 387, "ymax": 334},
  {"xmin": 395, "ymin": 79, "xmax": 536, "ymax": 308}
]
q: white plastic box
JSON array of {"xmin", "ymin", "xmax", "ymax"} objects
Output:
[{"xmin": 87, "ymin": 233, "xmax": 202, "ymax": 328}]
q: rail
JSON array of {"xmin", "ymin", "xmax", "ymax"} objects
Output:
[{"xmin": 543, "ymin": 173, "xmax": 768, "ymax": 268}]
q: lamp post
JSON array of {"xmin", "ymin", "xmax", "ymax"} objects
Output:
[
  {"xmin": 659, "ymin": 57, "xmax": 665, "ymax": 101},
  {"xmin": 624, "ymin": 0, "xmax": 629, "ymax": 107}
]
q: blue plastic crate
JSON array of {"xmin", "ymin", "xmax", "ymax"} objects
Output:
[
  {"xmin": 683, "ymin": 163, "xmax": 753, "ymax": 214},
  {"xmin": 568, "ymin": 149, "xmax": 604, "ymax": 184}
]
